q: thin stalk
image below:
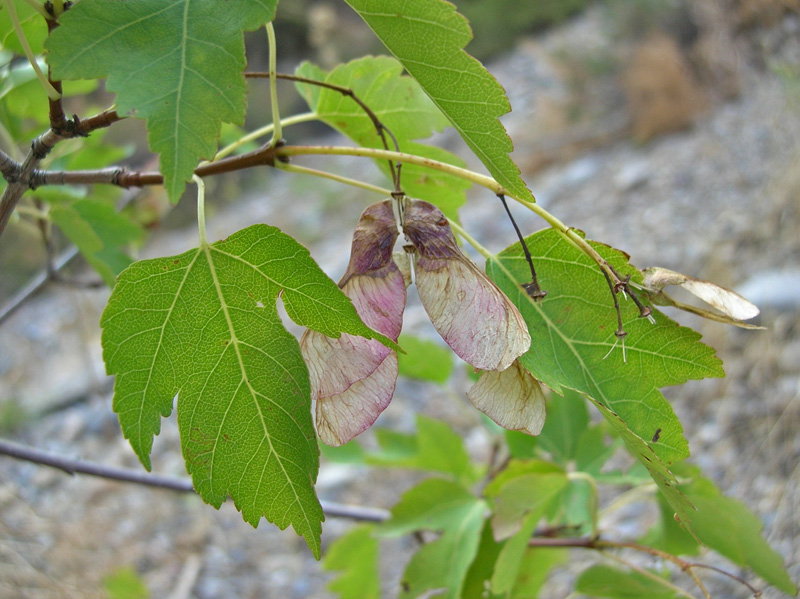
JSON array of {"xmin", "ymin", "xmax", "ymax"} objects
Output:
[
  {"xmin": 193, "ymin": 175, "xmax": 207, "ymax": 247},
  {"xmin": 209, "ymin": 112, "xmax": 317, "ymax": 162},
  {"xmin": 3, "ymin": 0, "xmax": 60, "ymax": 100},
  {"xmin": 21, "ymin": 0, "xmax": 49, "ymax": 18},
  {"xmin": 276, "ymin": 162, "xmax": 392, "ymax": 197},
  {"xmin": 49, "ymin": 0, "xmax": 65, "ymax": 18},
  {"xmin": 266, "ymin": 22, "xmax": 281, "ymax": 148}
]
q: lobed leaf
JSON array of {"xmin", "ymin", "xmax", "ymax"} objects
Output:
[
  {"xmin": 343, "ymin": 0, "xmax": 534, "ymax": 203},
  {"xmin": 101, "ymin": 224, "xmax": 394, "ymax": 558},
  {"xmin": 488, "ymin": 229, "xmax": 724, "ymax": 466},
  {"xmin": 295, "ymin": 56, "xmax": 470, "ymax": 219},
  {"xmin": 46, "ymin": 0, "xmax": 277, "ymax": 201},
  {"xmin": 487, "ymin": 229, "xmax": 726, "ymax": 539}
]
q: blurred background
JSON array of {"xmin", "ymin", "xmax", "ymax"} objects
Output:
[{"xmin": 1, "ymin": 0, "xmax": 799, "ymax": 597}]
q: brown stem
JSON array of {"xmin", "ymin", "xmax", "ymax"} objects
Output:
[
  {"xmin": 0, "ymin": 110, "xmax": 123, "ymax": 238},
  {"xmin": 0, "ymin": 437, "xmax": 390, "ymax": 522}
]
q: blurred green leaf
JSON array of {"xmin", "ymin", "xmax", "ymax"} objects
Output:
[
  {"xmin": 324, "ymin": 525, "xmax": 380, "ymax": 599},
  {"xmin": 678, "ymin": 468, "xmax": 797, "ymax": 594},
  {"xmin": 367, "ymin": 415, "xmax": 481, "ymax": 483},
  {"xmin": 380, "ymin": 478, "xmax": 486, "ymax": 599},
  {"xmin": 396, "ymin": 334, "xmax": 453, "ymax": 383},
  {"xmin": 574, "ymin": 424, "xmax": 619, "ymax": 476},
  {"xmin": 508, "ymin": 547, "xmax": 568, "ymax": 598},
  {"xmin": 103, "ymin": 567, "xmax": 149, "ymax": 599},
  {"xmin": 295, "ymin": 56, "xmax": 470, "ymax": 219},
  {"xmin": 575, "ymin": 565, "xmax": 683, "ymax": 599},
  {"xmin": 641, "ymin": 491, "xmax": 700, "ymax": 557},
  {"xmin": 490, "ymin": 473, "xmax": 567, "ymax": 593},
  {"xmin": 486, "ymin": 469, "xmax": 568, "ymax": 541},
  {"xmin": 50, "ymin": 199, "xmax": 144, "ymax": 285},
  {"xmin": 0, "ymin": 0, "xmax": 47, "ymax": 56},
  {"xmin": 537, "ymin": 388, "xmax": 589, "ymax": 464}
]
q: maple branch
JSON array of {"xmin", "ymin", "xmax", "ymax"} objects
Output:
[
  {"xmin": 0, "ymin": 108, "xmax": 121, "ymax": 238},
  {"xmin": 247, "ymin": 71, "xmax": 401, "ymax": 188},
  {"xmin": 0, "ymin": 437, "xmax": 391, "ymax": 522}
]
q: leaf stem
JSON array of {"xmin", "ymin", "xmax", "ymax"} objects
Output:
[
  {"xmin": 21, "ymin": 0, "xmax": 49, "ymax": 18},
  {"xmin": 209, "ymin": 112, "xmax": 317, "ymax": 163},
  {"xmin": 3, "ymin": 0, "xmax": 60, "ymax": 100},
  {"xmin": 193, "ymin": 175, "xmax": 207, "ymax": 247},
  {"xmin": 276, "ymin": 162, "xmax": 392, "ymax": 197},
  {"xmin": 266, "ymin": 22, "xmax": 281, "ymax": 149}
]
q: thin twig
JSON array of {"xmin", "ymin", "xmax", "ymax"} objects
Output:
[
  {"xmin": 0, "ymin": 109, "xmax": 122, "ymax": 237},
  {"xmin": 0, "ymin": 437, "xmax": 390, "ymax": 522}
]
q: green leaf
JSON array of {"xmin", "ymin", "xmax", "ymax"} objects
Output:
[
  {"xmin": 641, "ymin": 491, "xmax": 700, "ymax": 557},
  {"xmin": 574, "ymin": 425, "xmax": 619, "ymax": 476},
  {"xmin": 0, "ymin": 0, "xmax": 48, "ymax": 56},
  {"xmin": 487, "ymin": 230, "xmax": 724, "ymax": 537},
  {"xmin": 343, "ymin": 0, "xmax": 534, "ymax": 203},
  {"xmin": 324, "ymin": 525, "xmax": 380, "ymax": 599},
  {"xmin": 489, "ymin": 230, "xmax": 723, "ymax": 465},
  {"xmin": 575, "ymin": 565, "xmax": 683, "ymax": 599},
  {"xmin": 103, "ymin": 567, "xmax": 150, "ymax": 599},
  {"xmin": 508, "ymin": 548, "xmax": 568, "ymax": 598},
  {"xmin": 588, "ymin": 396, "xmax": 696, "ymax": 544},
  {"xmin": 380, "ymin": 478, "xmax": 486, "ymax": 599},
  {"xmin": 367, "ymin": 415, "xmax": 481, "ymax": 483},
  {"xmin": 396, "ymin": 334, "xmax": 453, "ymax": 383},
  {"xmin": 50, "ymin": 199, "xmax": 144, "ymax": 286},
  {"xmin": 487, "ymin": 471, "xmax": 568, "ymax": 542},
  {"xmin": 100, "ymin": 224, "xmax": 394, "ymax": 558},
  {"xmin": 537, "ymin": 388, "xmax": 589, "ymax": 464},
  {"xmin": 46, "ymin": 0, "xmax": 277, "ymax": 201},
  {"xmin": 490, "ymin": 474, "xmax": 567, "ymax": 594},
  {"xmin": 295, "ymin": 56, "xmax": 470, "ymax": 219},
  {"xmin": 678, "ymin": 469, "xmax": 797, "ymax": 594},
  {"xmin": 462, "ymin": 521, "xmax": 505, "ymax": 599}
]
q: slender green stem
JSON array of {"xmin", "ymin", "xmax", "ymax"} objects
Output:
[
  {"xmin": 265, "ymin": 22, "xmax": 281, "ymax": 148},
  {"xmin": 448, "ymin": 220, "xmax": 492, "ymax": 260},
  {"xmin": 3, "ymin": 0, "xmax": 60, "ymax": 100},
  {"xmin": 20, "ymin": 0, "xmax": 49, "ymax": 19},
  {"xmin": 193, "ymin": 175, "xmax": 207, "ymax": 247},
  {"xmin": 278, "ymin": 144, "xmax": 622, "ymax": 285},
  {"xmin": 599, "ymin": 483, "xmax": 656, "ymax": 522},
  {"xmin": 210, "ymin": 112, "xmax": 317, "ymax": 163},
  {"xmin": 276, "ymin": 162, "xmax": 392, "ymax": 197}
]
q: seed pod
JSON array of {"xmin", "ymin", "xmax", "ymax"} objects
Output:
[
  {"xmin": 402, "ymin": 199, "xmax": 531, "ymax": 371},
  {"xmin": 467, "ymin": 360, "xmax": 546, "ymax": 436},
  {"xmin": 300, "ymin": 200, "xmax": 406, "ymax": 446}
]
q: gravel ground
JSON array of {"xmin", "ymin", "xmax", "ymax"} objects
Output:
[{"xmin": 1, "ymin": 5, "xmax": 799, "ymax": 598}]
